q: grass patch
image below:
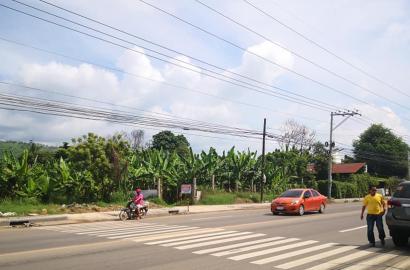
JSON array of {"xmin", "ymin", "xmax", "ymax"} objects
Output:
[
  {"xmin": 200, "ymin": 193, "xmax": 237, "ymax": 205},
  {"xmin": 0, "ymin": 199, "xmax": 63, "ymax": 216},
  {"xmin": 198, "ymin": 189, "xmax": 278, "ymax": 205}
]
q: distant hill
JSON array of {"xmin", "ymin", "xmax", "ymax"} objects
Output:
[{"xmin": 0, "ymin": 141, "xmax": 58, "ymax": 157}]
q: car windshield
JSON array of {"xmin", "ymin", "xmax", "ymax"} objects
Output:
[
  {"xmin": 393, "ymin": 185, "xmax": 410, "ymax": 198},
  {"xmin": 279, "ymin": 190, "xmax": 303, "ymax": 198}
]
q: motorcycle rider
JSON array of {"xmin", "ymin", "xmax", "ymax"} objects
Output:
[{"xmin": 132, "ymin": 188, "xmax": 145, "ymax": 219}]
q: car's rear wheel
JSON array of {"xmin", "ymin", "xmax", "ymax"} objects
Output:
[
  {"xmin": 272, "ymin": 212, "xmax": 278, "ymax": 215},
  {"xmin": 298, "ymin": 205, "xmax": 305, "ymax": 216},
  {"xmin": 319, "ymin": 204, "xmax": 325, "ymax": 214},
  {"xmin": 392, "ymin": 231, "xmax": 409, "ymax": 247}
]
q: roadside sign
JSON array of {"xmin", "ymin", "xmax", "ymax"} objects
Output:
[{"xmin": 181, "ymin": 184, "xmax": 192, "ymax": 194}]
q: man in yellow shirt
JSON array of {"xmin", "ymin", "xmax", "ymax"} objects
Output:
[{"xmin": 360, "ymin": 186, "xmax": 386, "ymax": 247}]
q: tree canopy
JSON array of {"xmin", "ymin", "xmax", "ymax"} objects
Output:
[
  {"xmin": 353, "ymin": 124, "xmax": 408, "ymax": 178},
  {"xmin": 151, "ymin": 131, "xmax": 190, "ymax": 157}
]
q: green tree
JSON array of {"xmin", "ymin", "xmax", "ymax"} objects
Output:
[
  {"xmin": 310, "ymin": 142, "xmax": 328, "ymax": 179},
  {"xmin": 66, "ymin": 133, "xmax": 130, "ymax": 201},
  {"xmin": 151, "ymin": 131, "xmax": 190, "ymax": 157},
  {"xmin": 353, "ymin": 124, "xmax": 408, "ymax": 178}
]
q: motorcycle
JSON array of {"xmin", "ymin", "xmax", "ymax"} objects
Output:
[{"xmin": 119, "ymin": 201, "xmax": 149, "ymax": 221}]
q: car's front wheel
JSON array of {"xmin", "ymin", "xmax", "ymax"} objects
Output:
[
  {"xmin": 298, "ymin": 205, "xmax": 305, "ymax": 216},
  {"xmin": 392, "ymin": 231, "xmax": 409, "ymax": 247}
]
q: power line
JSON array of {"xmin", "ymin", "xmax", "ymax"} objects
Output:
[
  {"xmin": 0, "ymin": 90, "xmax": 304, "ymax": 144},
  {"xmin": 0, "ymin": 3, "xmax": 340, "ymax": 113},
  {"xmin": 194, "ymin": 0, "xmax": 410, "ymax": 111},
  {"xmin": 35, "ymin": 0, "xmax": 345, "ymax": 111},
  {"xmin": 0, "ymin": 37, "xmax": 326, "ymax": 124},
  {"xmin": 137, "ymin": 0, "xmax": 394, "ymax": 108},
  {"xmin": 242, "ymin": 0, "xmax": 410, "ymax": 99}
]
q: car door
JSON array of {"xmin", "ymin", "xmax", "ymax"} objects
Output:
[
  {"xmin": 391, "ymin": 184, "xmax": 410, "ymax": 221},
  {"xmin": 303, "ymin": 190, "xmax": 314, "ymax": 211},
  {"xmin": 311, "ymin": 189, "xmax": 320, "ymax": 209}
]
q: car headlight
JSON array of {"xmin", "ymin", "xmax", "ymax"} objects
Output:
[{"xmin": 291, "ymin": 200, "xmax": 299, "ymax": 205}]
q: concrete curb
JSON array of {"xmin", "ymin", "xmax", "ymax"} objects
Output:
[
  {"xmin": 1, "ymin": 203, "xmax": 271, "ymax": 227},
  {"xmin": 0, "ymin": 200, "xmax": 361, "ymax": 227},
  {"xmin": 0, "ymin": 215, "xmax": 68, "ymax": 227}
]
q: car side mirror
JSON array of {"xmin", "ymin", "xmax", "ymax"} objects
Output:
[{"xmin": 304, "ymin": 193, "xmax": 311, "ymax": 199}]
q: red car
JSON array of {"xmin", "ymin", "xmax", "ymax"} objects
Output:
[{"xmin": 271, "ymin": 189, "xmax": 327, "ymax": 216}]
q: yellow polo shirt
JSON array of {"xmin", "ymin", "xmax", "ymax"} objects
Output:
[{"xmin": 364, "ymin": 194, "xmax": 385, "ymax": 215}]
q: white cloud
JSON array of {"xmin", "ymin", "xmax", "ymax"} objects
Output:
[
  {"xmin": 232, "ymin": 41, "xmax": 294, "ymax": 84},
  {"xmin": 1, "ymin": 0, "xmax": 410, "ymax": 151}
]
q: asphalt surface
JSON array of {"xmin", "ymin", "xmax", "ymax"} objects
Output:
[{"xmin": 0, "ymin": 202, "xmax": 409, "ymax": 270}]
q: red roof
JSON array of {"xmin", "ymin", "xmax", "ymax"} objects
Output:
[{"xmin": 332, "ymin": 163, "xmax": 366, "ymax": 174}]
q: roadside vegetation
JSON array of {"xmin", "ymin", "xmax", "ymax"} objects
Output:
[{"xmin": 0, "ymin": 122, "xmax": 407, "ymax": 216}]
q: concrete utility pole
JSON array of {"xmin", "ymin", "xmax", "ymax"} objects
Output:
[
  {"xmin": 328, "ymin": 111, "xmax": 361, "ymax": 198},
  {"xmin": 408, "ymin": 151, "xmax": 410, "ymax": 180},
  {"xmin": 260, "ymin": 118, "xmax": 266, "ymax": 203}
]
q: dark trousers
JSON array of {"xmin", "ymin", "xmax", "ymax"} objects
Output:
[{"xmin": 366, "ymin": 214, "xmax": 386, "ymax": 243}]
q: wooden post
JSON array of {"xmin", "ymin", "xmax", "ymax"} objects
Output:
[
  {"xmin": 212, "ymin": 175, "xmax": 215, "ymax": 190},
  {"xmin": 157, "ymin": 177, "xmax": 162, "ymax": 200}
]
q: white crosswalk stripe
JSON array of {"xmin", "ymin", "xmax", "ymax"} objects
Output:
[
  {"xmin": 35, "ymin": 222, "xmax": 409, "ymax": 270},
  {"xmin": 341, "ymin": 251, "xmax": 400, "ymax": 270},
  {"xmin": 228, "ymin": 240, "xmax": 318, "ymax": 261},
  {"xmin": 210, "ymin": 237, "xmax": 299, "ymax": 257},
  {"xmin": 145, "ymin": 230, "xmax": 239, "ymax": 245},
  {"xmin": 276, "ymin": 245, "xmax": 359, "ymax": 269},
  {"xmin": 304, "ymin": 248, "xmax": 378, "ymax": 270},
  {"xmin": 175, "ymin": 233, "xmax": 265, "ymax": 250},
  {"xmin": 192, "ymin": 236, "xmax": 284, "ymax": 254},
  {"xmin": 108, "ymin": 227, "xmax": 199, "ymax": 239},
  {"xmin": 85, "ymin": 224, "xmax": 186, "ymax": 235},
  {"xmin": 161, "ymin": 232, "xmax": 252, "ymax": 247},
  {"xmin": 386, "ymin": 257, "xmax": 410, "ymax": 270},
  {"xmin": 132, "ymin": 228, "xmax": 225, "ymax": 242},
  {"xmin": 251, "ymin": 242, "xmax": 338, "ymax": 265}
]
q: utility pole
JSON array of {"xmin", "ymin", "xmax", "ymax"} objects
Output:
[
  {"xmin": 407, "ymin": 150, "xmax": 410, "ymax": 181},
  {"xmin": 328, "ymin": 110, "xmax": 361, "ymax": 198},
  {"xmin": 260, "ymin": 118, "xmax": 266, "ymax": 203}
]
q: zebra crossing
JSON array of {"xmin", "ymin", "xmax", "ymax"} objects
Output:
[{"xmin": 36, "ymin": 221, "xmax": 410, "ymax": 270}]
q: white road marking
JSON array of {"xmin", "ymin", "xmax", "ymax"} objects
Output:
[
  {"xmin": 304, "ymin": 248, "xmax": 377, "ymax": 270},
  {"xmin": 76, "ymin": 224, "xmax": 179, "ymax": 234},
  {"xmin": 145, "ymin": 231, "xmax": 237, "ymax": 245},
  {"xmin": 132, "ymin": 228, "xmax": 224, "ymax": 242},
  {"xmin": 162, "ymin": 232, "xmax": 251, "ymax": 247},
  {"xmin": 339, "ymin": 225, "xmax": 367, "ymax": 233},
  {"xmin": 386, "ymin": 257, "xmax": 410, "ymax": 270},
  {"xmin": 192, "ymin": 215, "xmax": 233, "ymax": 221},
  {"xmin": 251, "ymin": 242, "xmax": 337, "ymax": 265},
  {"xmin": 192, "ymin": 236, "xmax": 284, "ymax": 255},
  {"xmin": 108, "ymin": 227, "xmax": 197, "ymax": 239},
  {"xmin": 342, "ymin": 251, "xmax": 400, "ymax": 270},
  {"xmin": 276, "ymin": 245, "xmax": 359, "ymax": 269},
  {"xmin": 90, "ymin": 225, "xmax": 188, "ymax": 237},
  {"xmin": 227, "ymin": 240, "xmax": 317, "ymax": 261},
  {"xmin": 211, "ymin": 238, "xmax": 299, "ymax": 257},
  {"xmin": 175, "ymin": 233, "xmax": 265, "ymax": 250}
]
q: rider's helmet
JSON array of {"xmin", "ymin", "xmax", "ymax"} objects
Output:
[{"xmin": 136, "ymin": 188, "xmax": 142, "ymax": 193}]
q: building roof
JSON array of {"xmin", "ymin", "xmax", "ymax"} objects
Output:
[
  {"xmin": 307, "ymin": 162, "xmax": 366, "ymax": 174},
  {"xmin": 332, "ymin": 163, "xmax": 366, "ymax": 174}
]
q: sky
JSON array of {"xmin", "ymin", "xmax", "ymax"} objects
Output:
[{"xmin": 0, "ymin": 0, "xmax": 409, "ymax": 154}]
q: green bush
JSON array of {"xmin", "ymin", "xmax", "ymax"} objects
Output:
[{"xmin": 317, "ymin": 174, "xmax": 385, "ymax": 198}]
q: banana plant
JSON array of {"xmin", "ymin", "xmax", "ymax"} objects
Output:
[{"xmin": 226, "ymin": 147, "xmax": 257, "ymax": 192}]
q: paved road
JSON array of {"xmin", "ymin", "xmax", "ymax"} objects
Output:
[{"xmin": 1, "ymin": 203, "xmax": 409, "ymax": 270}]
